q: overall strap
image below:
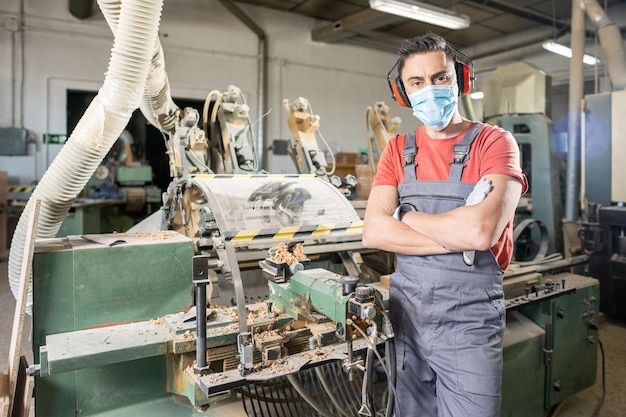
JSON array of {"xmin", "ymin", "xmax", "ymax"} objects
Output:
[
  {"xmin": 402, "ymin": 130, "xmax": 418, "ymax": 181},
  {"xmin": 448, "ymin": 122, "xmax": 484, "ymax": 181}
]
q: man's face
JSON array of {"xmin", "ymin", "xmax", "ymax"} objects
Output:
[{"xmin": 400, "ymin": 51, "xmax": 456, "ymax": 95}]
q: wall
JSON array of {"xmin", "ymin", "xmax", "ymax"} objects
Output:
[{"xmin": 0, "ymin": 0, "xmax": 422, "ymax": 183}]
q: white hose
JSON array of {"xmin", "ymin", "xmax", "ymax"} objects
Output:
[
  {"xmin": 98, "ymin": 0, "xmax": 179, "ymax": 134},
  {"xmin": 8, "ymin": 0, "xmax": 165, "ymax": 313}
]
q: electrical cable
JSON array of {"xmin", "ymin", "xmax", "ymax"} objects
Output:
[
  {"xmin": 202, "ymin": 90, "xmax": 222, "ymax": 136},
  {"xmin": 365, "ymin": 107, "xmax": 376, "ymax": 173},
  {"xmin": 385, "ymin": 338, "xmax": 396, "ymax": 417},
  {"xmin": 349, "ymin": 321, "xmax": 401, "ymax": 417},
  {"xmin": 373, "ymin": 289, "xmax": 397, "ymax": 417},
  {"xmin": 314, "ymin": 367, "xmax": 353, "ymax": 417},
  {"xmin": 591, "ymin": 339, "xmax": 605, "ymax": 417},
  {"xmin": 286, "ymin": 373, "xmax": 333, "ymax": 417},
  {"xmin": 358, "ymin": 346, "xmax": 374, "ymax": 416},
  {"xmin": 303, "ymin": 99, "xmax": 336, "ymax": 176}
]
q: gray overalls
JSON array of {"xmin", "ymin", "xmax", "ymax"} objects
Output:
[{"xmin": 390, "ymin": 123, "xmax": 506, "ymax": 417}]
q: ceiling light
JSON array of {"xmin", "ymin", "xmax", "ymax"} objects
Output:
[
  {"xmin": 542, "ymin": 41, "xmax": 600, "ymax": 66},
  {"xmin": 469, "ymin": 91, "xmax": 484, "ymax": 100},
  {"xmin": 369, "ymin": 0, "xmax": 470, "ymax": 30}
]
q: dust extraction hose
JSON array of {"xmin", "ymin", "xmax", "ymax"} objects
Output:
[
  {"xmin": 8, "ymin": 0, "xmax": 165, "ymax": 313},
  {"xmin": 98, "ymin": 0, "xmax": 179, "ymax": 134}
]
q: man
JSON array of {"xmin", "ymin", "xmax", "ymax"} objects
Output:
[{"xmin": 362, "ymin": 33, "xmax": 528, "ymax": 417}]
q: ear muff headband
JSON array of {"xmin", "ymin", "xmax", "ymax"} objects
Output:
[
  {"xmin": 387, "ymin": 42, "xmax": 475, "ymax": 104},
  {"xmin": 449, "ymin": 43, "xmax": 474, "ymax": 97}
]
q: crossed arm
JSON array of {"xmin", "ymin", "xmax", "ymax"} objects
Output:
[{"xmin": 361, "ymin": 174, "xmax": 522, "ymax": 256}]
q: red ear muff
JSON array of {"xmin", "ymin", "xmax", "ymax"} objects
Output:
[
  {"xmin": 455, "ymin": 61, "xmax": 472, "ymax": 97},
  {"xmin": 387, "ymin": 58, "xmax": 411, "ymax": 108},
  {"xmin": 391, "ymin": 77, "xmax": 411, "ymax": 107},
  {"xmin": 449, "ymin": 41, "xmax": 475, "ymax": 97}
]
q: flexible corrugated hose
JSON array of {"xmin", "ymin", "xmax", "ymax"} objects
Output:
[{"xmin": 8, "ymin": 0, "xmax": 165, "ymax": 313}]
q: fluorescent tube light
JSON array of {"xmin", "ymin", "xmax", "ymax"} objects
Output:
[
  {"xmin": 469, "ymin": 91, "xmax": 484, "ymax": 100},
  {"xmin": 542, "ymin": 41, "xmax": 600, "ymax": 66},
  {"xmin": 369, "ymin": 0, "xmax": 470, "ymax": 30}
]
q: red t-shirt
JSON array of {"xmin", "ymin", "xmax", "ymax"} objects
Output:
[{"xmin": 373, "ymin": 123, "xmax": 528, "ymax": 270}]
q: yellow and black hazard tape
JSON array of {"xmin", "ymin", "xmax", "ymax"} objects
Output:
[
  {"xmin": 7, "ymin": 186, "xmax": 35, "ymax": 193},
  {"xmin": 192, "ymin": 173, "xmax": 316, "ymax": 180},
  {"xmin": 229, "ymin": 220, "xmax": 363, "ymax": 242}
]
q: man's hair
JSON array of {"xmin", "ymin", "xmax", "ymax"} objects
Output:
[{"xmin": 397, "ymin": 32, "xmax": 456, "ymax": 77}]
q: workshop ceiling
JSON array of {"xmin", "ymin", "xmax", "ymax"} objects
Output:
[{"xmin": 233, "ymin": 0, "xmax": 625, "ymax": 59}]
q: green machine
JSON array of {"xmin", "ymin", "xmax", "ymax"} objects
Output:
[
  {"xmin": 501, "ymin": 272, "xmax": 600, "ymax": 417},
  {"xmin": 29, "ymin": 175, "xmax": 395, "ymax": 417}
]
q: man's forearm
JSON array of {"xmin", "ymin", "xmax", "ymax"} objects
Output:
[{"xmin": 362, "ymin": 214, "xmax": 450, "ymax": 255}]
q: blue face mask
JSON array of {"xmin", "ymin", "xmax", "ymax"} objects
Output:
[{"xmin": 408, "ymin": 84, "xmax": 458, "ymax": 131}]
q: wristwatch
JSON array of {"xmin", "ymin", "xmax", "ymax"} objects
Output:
[{"xmin": 392, "ymin": 202, "xmax": 418, "ymax": 220}]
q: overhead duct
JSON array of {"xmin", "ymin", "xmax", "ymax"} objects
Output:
[
  {"xmin": 564, "ymin": 0, "xmax": 585, "ymax": 223},
  {"xmin": 98, "ymin": 0, "xmax": 179, "ymax": 135},
  {"xmin": 583, "ymin": 0, "xmax": 626, "ymax": 90}
]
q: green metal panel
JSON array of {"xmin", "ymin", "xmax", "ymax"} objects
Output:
[
  {"xmin": 548, "ymin": 276, "xmax": 599, "ymax": 406},
  {"xmin": 283, "ymin": 269, "xmax": 351, "ymax": 325},
  {"xmin": 33, "ymin": 232, "xmax": 194, "ymax": 334},
  {"xmin": 57, "ymin": 204, "xmax": 103, "ymax": 237},
  {"xmin": 33, "ymin": 243, "xmax": 76, "ymax": 363},
  {"xmin": 501, "ymin": 311, "xmax": 545, "ymax": 417},
  {"xmin": 34, "ymin": 373, "xmax": 76, "ymax": 417},
  {"xmin": 87, "ymin": 395, "xmax": 239, "ymax": 417},
  {"xmin": 71, "ymin": 239, "xmax": 193, "ymax": 327},
  {"xmin": 75, "ymin": 356, "xmax": 166, "ymax": 415},
  {"xmin": 32, "ymin": 231, "xmax": 195, "ymax": 417},
  {"xmin": 116, "ymin": 165, "xmax": 152, "ymax": 184},
  {"xmin": 517, "ymin": 273, "xmax": 600, "ymax": 409}
]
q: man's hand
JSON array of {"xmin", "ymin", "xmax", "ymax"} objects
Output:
[
  {"xmin": 463, "ymin": 178, "xmax": 493, "ymax": 265},
  {"xmin": 465, "ymin": 177, "xmax": 492, "ymax": 206}
]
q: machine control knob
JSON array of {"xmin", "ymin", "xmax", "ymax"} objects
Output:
[
  {"xmin": 589, "ymin": 296, "xmax": 597, "ymax": 303},
  {"xmin": 362, "ymin": 305, "xmax": 377, "ymax": 320},
  {"xmin": 557, "ymin": 308, "xmax": 565, "ymax": 319},
  {"xmin": 553, "ymin": 380, "xmax": 562, "ymax": 392},
  {"xmin": 340, "ymin": 276, "xmax": 359, "ymax": 296},
  {"xmin": 355, "ymin": 286, "xmax": 374, "ymax": 302}
]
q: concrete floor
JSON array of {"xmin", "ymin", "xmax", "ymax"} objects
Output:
[{"xmin": 1, "ymin": 256, "xmax": 625, "ymax": 417}]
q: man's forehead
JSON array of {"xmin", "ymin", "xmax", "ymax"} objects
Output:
[{"xmin": 402, "ymin": 52, "xmax": 454, "ymax": 77}]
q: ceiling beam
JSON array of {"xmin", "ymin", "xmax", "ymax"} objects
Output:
[
  {"xmin": 466, "ymin": 0, "xmax": 571, "ymax": 32},
  {"xmin": 312, "ymin": 9, "xmax": 405, "ymax": 43}
]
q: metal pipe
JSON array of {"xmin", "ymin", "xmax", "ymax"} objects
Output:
[
  {"xmin": 582, "ymin": 0, "xmax": 626, "ymax": 90},
  {"xmin": 216, "ymin": 0, "xmax": 268, "ymax": 171},
  {"xmin": 195, "ymin": 284, "xmax": 207, "ymax": 368},
  {"xmin": 565, "ymin": 0, "xmax": 586, "ymax": 222}
]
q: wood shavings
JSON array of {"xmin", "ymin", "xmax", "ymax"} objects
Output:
[
  {"xmin": 253, "ymin": 359, "xmax": 295, "ymax": 374},
  {"xmin": 268, "ymin": 242, "xmax": 306, "ymax": 265}
]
